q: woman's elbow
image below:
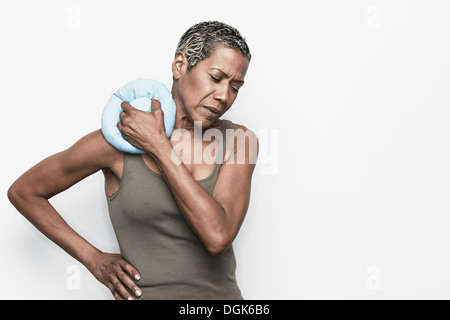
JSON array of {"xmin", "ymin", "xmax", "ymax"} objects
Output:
[
  {"xmin": 205, "ymin": 232, "xmax": 232, "ymax": 257},
  {"xmin": 7, "ymin": 182, "xmax": 38, "ymax": 210},
  {"xmin": 7, "ymin": 183, "xmax": 20, "ymax": 207}
]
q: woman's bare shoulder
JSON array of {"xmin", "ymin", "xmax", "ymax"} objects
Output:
[
  {"xmin": 76, "ymin": 129, "xmax": 118, "ymax": 151},
  {"xmin": 229, "ymin": 122, "xmax": 250, "ymax": 131},
  {"xmin": 67, "ymin": 129, "xmax": 123, "ymax": 170},
  {"xmin": 223, "ymin": 121, "xmax": 259, "ymax": 162},
  {"xmin": 227, "ymin": 121, "xmax": 258, "ymax": 142}
]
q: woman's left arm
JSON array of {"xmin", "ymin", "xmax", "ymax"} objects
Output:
[
  {"xmin": 118, "ymin": 100, "xmax": 259, "ymax": 256},
  {"xmin": 153, "ymin": 126, "xmax": 258, "ymax": 256}
]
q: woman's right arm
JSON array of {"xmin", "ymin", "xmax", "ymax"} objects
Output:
[{"xmin": 7, "ymin": 130, "xmax": 142, "ymax": 300}]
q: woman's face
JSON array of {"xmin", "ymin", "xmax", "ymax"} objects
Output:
[{"xmin": 172, "ymin": 45, "xmax": 250, "ymax": 128}]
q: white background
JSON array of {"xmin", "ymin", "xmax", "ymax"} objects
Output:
[{"xmin": 1, "ymin": 0, "xmax": 450, "ymax": 299}]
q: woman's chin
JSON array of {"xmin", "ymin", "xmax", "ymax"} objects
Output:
[
  {"xmin": 193, "ymin": 119, "xmax": 214, "ymax": 130},
  {"xmin": 192, "ymin": 112, "xmax": 218, "ymax": 128}
]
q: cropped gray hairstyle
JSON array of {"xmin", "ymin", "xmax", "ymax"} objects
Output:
[{"xmin": 176, "ymin": 21, "xmax": 252, "ymax": 70}]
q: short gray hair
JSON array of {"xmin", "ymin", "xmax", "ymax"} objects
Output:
[{"xmin": 176, "ymin": 21, "xmax": 252, "ymax": 70}]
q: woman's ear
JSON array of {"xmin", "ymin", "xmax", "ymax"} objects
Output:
[{"xmin": 172, "ymin": 51, "xmax": 188, "ymax": 80}]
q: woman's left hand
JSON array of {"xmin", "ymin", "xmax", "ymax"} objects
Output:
[{"xmin": 117, "ymin": 98, "xmax": 169, "ymax": 154}]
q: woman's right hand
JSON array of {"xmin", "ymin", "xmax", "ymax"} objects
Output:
[{"xmin": 88, "ymin": 252, "xmax": 142, "ymax": 300}]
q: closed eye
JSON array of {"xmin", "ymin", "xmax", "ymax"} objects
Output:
[
  {"xmin": 211, "ymin": 75, "xmax": 240, "ymax": 94},
  {"xmin": 211, "ymin": 75, "xmax": 221, "ymax": 83}
]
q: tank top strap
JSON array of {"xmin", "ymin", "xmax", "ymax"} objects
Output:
[{"xmin": 217, "ymin": 119, "xmax": 233, "ymax": 165}]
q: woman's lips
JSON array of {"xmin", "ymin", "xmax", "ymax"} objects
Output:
[{"xmin": 203, "ymin": 106, "xmax": 220, "ymax": 117}]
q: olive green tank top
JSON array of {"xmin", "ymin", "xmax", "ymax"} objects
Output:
[{"xmin": 106, "ymin": 119, "xmax": 243, "ymax": 300}]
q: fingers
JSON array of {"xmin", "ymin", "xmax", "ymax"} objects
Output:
[
  {"xmin": 107, "ymin": 282, "xmax": 124, "ymax": 300},
  {"xmin": 107, "ymin": 260, "xmax": 142, "ymax": 300},
  {"xmin": 110, "ymin": 277, "xmax": 131, "ymax": 300},
  {"xmin": 120, "ymin": 98, "xmax": 162, "ymax": 117},
  {"xmin": 121, "ymin": 101, "xmax": 134, "ymax": 113},
  {"xmin": 151, "ymin": 97, "xmax": 161, "ymax": 111},
  {"xmin": 119, "ymin": 260, "xmax": 142, "ymax": 298},
  {"xmin": 118, "ymin": 270, "xmax": 142, "ymax": 299},
  {"xmin": 116, "ymin": 121, "xmax": 124, "ymax": 134},
  {"xmin": 118, "ymin": 102, "xmax": 131, "ymax": 132},
  {"xmin": 151, "ymin": 97, "xmax": 164, "ymax": 124},
  {"xmin": 120, "ymin": 260, "xmax": 141, "ymax": 282},
  {"xmin": 109, "ymin": 275, "xmax": 142, "ymax": 300}
]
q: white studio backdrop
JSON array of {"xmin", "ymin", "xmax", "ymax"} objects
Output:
[{"xmin": 1, "ymin": 0, "xmax": 450, "ymax": 300}]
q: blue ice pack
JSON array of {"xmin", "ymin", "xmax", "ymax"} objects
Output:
[{"xmin": 101, "ymin": 78, "xmax": 176, "ymax": 154}]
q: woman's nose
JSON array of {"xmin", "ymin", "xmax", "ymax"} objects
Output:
[{"xmin": 214, "ymin": 83, "xmax": 229, "ymax": 105}]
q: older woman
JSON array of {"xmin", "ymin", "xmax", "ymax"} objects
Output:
[{"xmin": 7, "ymin": 21, "xmax": 258, "ymax": 300}]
